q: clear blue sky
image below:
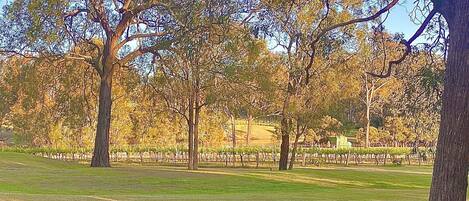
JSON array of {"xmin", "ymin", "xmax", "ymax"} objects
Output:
[{"xmin": 383, "ymin": 0, "xmax": 426, "ymax": 42}]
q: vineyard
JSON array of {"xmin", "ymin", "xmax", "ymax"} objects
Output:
[{"xmin": 1, "ymin": 146, "xmax": 435, "ymax": 167}]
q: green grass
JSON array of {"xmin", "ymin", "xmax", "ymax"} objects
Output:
[{"xmin": 0, "ymin": 152, "xmax": 433, "ymax": 201}]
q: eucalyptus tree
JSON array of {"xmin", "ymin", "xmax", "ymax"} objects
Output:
[
  {"xmin": 149, "ymin": 0, "xmax": 259, "ymax": 169},
  {"xmin": 382, "ymin": 50, "xmax": 443, "ymax": 147},
  {"xmin": 355, "ymin": 31, "xmax": 402, "ymax": 147},
  {"xmin": 302, "ymin": 0, "xmax": 469, "ymax": 197},
  {"xmin": 0, "ymin": 0, "xmax": 181, "ymax": 167},
  {"xmin": 223, "ymin": 41, "xmax": 280, "ymax": 147},
  {"xmin": 150, "ymin": 34, "xmax": 264, "ymax": 169},
  {"xmin": 253, "ymin": 0, "xmax": 376, "ymax": 170},
  {"xmin": 0, "ymin": 52, "xmax": 100, "ymax": 147},
  {"xmin": 0, "ymin": 58, "xmax": 21, "ymax": 129}
]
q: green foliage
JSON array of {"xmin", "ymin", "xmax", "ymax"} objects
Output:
[
  {"xmin": 0, "ymin": 146, "xmax": 435, "ymax": 159},
  {"xmin": 0, "ymin": 0, "xmax": 443, "ymax": 156}
]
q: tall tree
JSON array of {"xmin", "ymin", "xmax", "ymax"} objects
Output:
[
  {"xmin": 357, "ymin": 31, "xmax": 401, "ymax": 147},
  {"xmin": 0, "ymin": 0, "xmax": 179, "ymax": 167},
  {"xmin": 149, "ymin": 1, "xmax": 258, "ymax": 169},
  {"xmin": 254, "ymin": 0, "xmax": 405, "ymax": 170}
]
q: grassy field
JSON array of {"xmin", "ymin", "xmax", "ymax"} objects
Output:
[
  {"xmin": 0, "ymin": 152, "xmax": 434, "ymax": 201},
  {"xmin": 235, "ymin": 125, "xmax": 276, "ymax": 146},
  {"xmin": 234, "ymin": 121, "xmax": 277, "ymax": 146}
]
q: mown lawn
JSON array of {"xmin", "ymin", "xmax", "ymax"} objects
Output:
[{"xmin": 0, "ymin": 152, "xmax": 432, "ymax": 201}]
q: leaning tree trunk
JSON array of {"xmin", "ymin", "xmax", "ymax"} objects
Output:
[
  {"xmin": 429, "ymin": 2, "xmax": 469, "ymax": 200},
  {"xmin": 288, "ymin": 124, "xmax": 302, "ymax": 170},
  {"xmin": 91, "ymin": 71, "xmax": 113, "ymax": 167}
]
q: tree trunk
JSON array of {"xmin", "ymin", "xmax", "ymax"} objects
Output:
[
  {"xmin": 429, "ymin": 3, "xmax": 469, "ymax": 200},
  {"xmin": 256, "ymin": 152, "xmax": 259, "ymax": 168},
  {"xmin": 246, "ymin": 114, "xmax": 252, "ymax": 145},
  {"xmin": 279, "ymin": 117, "xmax": 290, "ymax": 170},
  {"xmin": 231, "ymin": 114, "xmax": 236, "ymax": 166},
  {"xmin": 192, "ymin": 65, "xmax": 202, "ymax": 170},
  {"xmin": 187, "ymin": 96, "xmax": 195, "ymax": 170},
  {"xmin": 193, "ymin": 103, "xmax": 200, "ymax": 170},
  {"xmin": 231, "ymin": 115, "xmax": 236, "ymax": 148},
  {"xmin": 91, "ymin": 73, "xmax": 112, "ymax": 167},
  {"xmin": 365, "ymin": 101, "xmax": 371, "ymax": 148},
  {"xmin": 288, "ymin": 124, "xmax": 302, "ymax": 170}
]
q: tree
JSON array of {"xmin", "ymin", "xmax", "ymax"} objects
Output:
[
  {"xmin": 0, "ymin": 0, "xmax": 179, "ymax": 167},
  {"xmin": 354, "ymin": 30, "xmax": 403, "ymax": 147},
  {"xmin": 287, "ymin": 56, "xmax": 360, "ymax": 169},
  {"xmin": 255, "ymin": 0, "xmax": 364, "ymax": 170},
  {"xmin": 383, "ymin": 51, "xmax": 443, "ymax": 147},
  {"xmin": 149, "ymin": 1, "xmax": 258, "ymax": 169},
  {"xmin": 384, "ymin": 116, "xmax": 411, "ymax": 147},
  {"xmin": 322, "ymin": 0, "xmax": 469, "ymax": 198},
  {"xmin": 223, "ymin": 42, "xmax": 280, "ymax": 147}
]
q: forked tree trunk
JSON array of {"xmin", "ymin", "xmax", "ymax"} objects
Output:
[
  {"xmin": 429, "ymin": 2, "xmax": 469, "ymax": 200},
  {"xmin": 91, "ymin": 71, "xmax": 112, "ymax": 167}
]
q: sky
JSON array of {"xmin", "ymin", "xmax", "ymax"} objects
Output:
[{"xmin": 383, "ymin": 0, "xmax": 426, "ymax": 42}]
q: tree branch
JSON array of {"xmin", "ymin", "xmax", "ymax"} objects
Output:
[
  {"xmin": 63, "ymin": 8, "xmax": 89, "ymax": 18},
  {"xmin": 118, "ymin": 39, "xmax": 173, "ymax": 65},
  {"xmin": 305, "ymin": 0, "xmax": 400, "ymax": 83},
  {"xmin": 312, "ymin": 0, "xmax": 399, "ymax": 45},
  {"xmin": 367, "ymin": 8, "xmax": 437, "ymax": 78},
  {"xmin": 0, "ymin": 50, "xmax": 39, "ymax": 59},
  {"xmin": 89, "ymin": 0, "xmax": 114, "ymax": 37},
  {"xmin": 116, "ymin": 32, "xmax": 169, "ymax": 51}
]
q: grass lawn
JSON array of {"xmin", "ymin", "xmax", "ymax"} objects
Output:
[{"xmin": 0, "ymin": 152, "xmax": 433, "ymax": 201}]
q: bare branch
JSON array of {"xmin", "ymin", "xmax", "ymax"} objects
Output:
[
  {"xmin": 367, "ymin": 8, "xmax": 437, "ymax": 78},
  {"xmin": 304, "ymin": 0, "xmax": 400, "ymax": 83},
  {"xmin": 312, "ymin": 0, "xmax": 399, "ymax": 45}
]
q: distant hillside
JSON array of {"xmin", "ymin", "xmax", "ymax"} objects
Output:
[
  {"xmin": 232, "ymin": 120, "xmax": 278, "ymax": 146},
  {"xmin": 232, "ymin": 120, "xmax": 360, "ymax": 147}
]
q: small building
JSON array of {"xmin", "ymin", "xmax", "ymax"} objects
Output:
[{"xmin": 327, "ymin": 135, "xmax": 352, "ymax": 148}]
